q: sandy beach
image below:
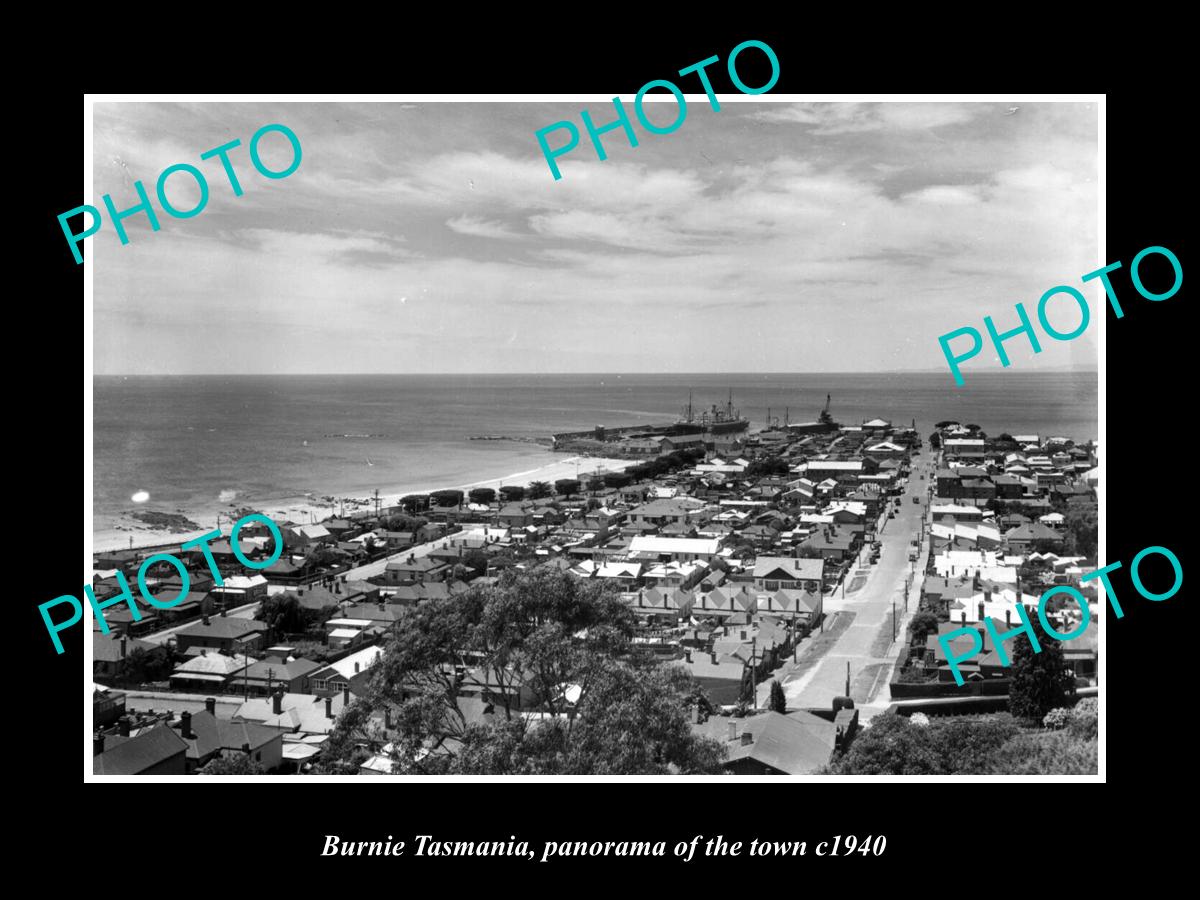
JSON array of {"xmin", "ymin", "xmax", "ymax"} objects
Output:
[{"xmin": 93, "ymin": 455, "xmax": 635, "ymax": 554}]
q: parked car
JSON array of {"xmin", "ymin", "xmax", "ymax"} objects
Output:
[{"xmin": 912, "ymin": 496, "xmax": 920, "ymax": 504}]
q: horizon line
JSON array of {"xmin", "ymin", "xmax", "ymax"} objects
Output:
[{"xmin": 93, "ymin": 368, "xmax": 1101, "ymax": 377}]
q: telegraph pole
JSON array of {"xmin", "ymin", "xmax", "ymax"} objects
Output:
[{"xmin": 750, "ymin": 637, "xmax": 758, "ymax": 710}]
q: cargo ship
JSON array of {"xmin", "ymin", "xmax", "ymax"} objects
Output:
[{"xmin": 675, "ymin": 390, "xmax": 749, "ymax": 435}]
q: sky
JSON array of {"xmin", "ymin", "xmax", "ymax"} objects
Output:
[{"xmin": 91, "ymin": 99, "xmax": 1099, "ymax": 375}]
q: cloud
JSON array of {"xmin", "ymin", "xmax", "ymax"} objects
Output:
[
  {"xmin": 446, "ymin": 214, "xmax": 523, "ymax": 240},
  {"xmin": 750, "ymin": 102, "xmax": 983, "ymax": 133}
]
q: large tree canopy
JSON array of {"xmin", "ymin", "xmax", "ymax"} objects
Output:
[
  {"xmin": 316, "ymin": 569, "xmax": 725, "ymax": 775},
  {"xmin": 1008, "ymin": 630, "xmax": 1074, "ymax": 722}
]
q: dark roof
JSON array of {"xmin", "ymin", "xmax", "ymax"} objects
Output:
[
  {"xmin": 244, "ymin": 657, "xmax": 322, "ymax": 680},
  {"xmin": 177, "ymin": 617, "xmax": 266, "ymax": 640},
  {"xmin": 696, "ymin": 711, "xmax": 836, "ymax": 774},
  {"xmin": 94, "ymin": 724, "xmax": 187, "ymax": 774},
  {"xmin": 171, "ymin": 711, "xmax": 282, "ymax": 761},
  {"xmin": 92, "ymin": 632, "xmax": 161, "ymax": 663}
]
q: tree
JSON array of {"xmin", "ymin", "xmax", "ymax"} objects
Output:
[
  {"xmin": 928, "ymin": 433, "xmax": 942, "ymax": 449},
  {"xmin": 499, "ymin": 485, "xmax": 525, "ymax": 502},
  {"xmin": 400, "ymin": 494, "xmax": 430, "ymax": 513},
  {"xmin": 987, "ymin": 729, "xmax": 1097, "ymax": 774},
  {"xmin": 768, "ymin": 680, "xmax": 787, "ymax": 714},
  {"xmin": 383, "ymin": 514, "xmax": 427, "ymax": 532},
  {"xmin": 113, "ymin": 646, "xmax": 173, "ymax": 685},
  {"xmin": 908, "ymin": 610, "xmax": 941, "ymax": 646},
  {"xmin": 1008, "ymin": 630, "xmax": 1074, "ymax": 722},
  {"xmin": 430, "ymin": 489, "xmax": 464, "ymax": 508},
  {"xmin": 527, "ymin": 481, "xmax": 552, "ymax": 500},
  {"xmin": 256, "ymin": 593, "xmax": 307, "ymax": 637},
  {"xmin": 1062, "ymin": 505, "xmax": 1098, "ymax": 557},
  {"xmin": 304, "ymin": 544, "xmax": 340, "ymax": 569},
  {"xmin": 603, "ymin": 472, "xmax": 632, "ymax": 489},
  {"xmin": 833, "ymin": 713, "xmax": 941, "ymax": 774},
  {"xmin": 199, "ymin": 753, "xmax": 266, "ymax": 775},
  {"xmin": 461, "ymin": 550, "xmax": 489, "ymax": 579},
  {"xmin": 554, "ymin": 478, "xmax": 580, "ymax": 498},
  {"xmin": 468, "ymin": 487, "xmax": 496, "ymax": 505},
  {"xmin": 585, "ymin": 477, "xmax": 607, "ymax": 493},
  {"xmin": 316, "ymin": 569, "xmax": 724, "ymax": 775}
]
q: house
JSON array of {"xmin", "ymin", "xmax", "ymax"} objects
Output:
[
  {"xmin": 931, "ymin": 503, "xmax": 984, "ymax": 524},
  {"xmin": 384, "ymin": 555, "xmax": 450, "ymax": 586},
  {"xmin": 680, "ymin": 653, "xmax": 748, "ymax": 705},
  {"xmin": 628, "ymin": 536, "xmax": 722, "ymax": 562},
  {"xmin": 694, "ymin": 710, "xmax": 855, "ymax": 775},
  {"xmin": 169, "ymin": 651, "xmax": 252, "ymax": 691},
  {"xmin": 627, "ymin": 498, "xmax": 707, "ymax": 528},
  {"xmin": 944, "ymin": 438, "xmax": 986, "ymax": 459},
  {"xmin": 170, "ymin": 702, "xmax": 285, "ymax": 773},
  {"xmin": 235, "ymin": 689, "xmax": 348, "ymax": 736},
  {"xmin": 92, "ymin": 632, "xmax": 168, "ymax": 679},
  {"xmin": 94, "ymin": 685, "xmax": 127, "ymax": 727},
  {"xmin": 240, "ymin": 656, "xmax": 321, "ymax": 695},
  {"xmin": 175, "ymin": 614, "xmax": 267, "ymax": 655},
  {"xmin": 284, "ymin": 523, "xmax": 334, "ymax": 548},
  {"xmin": 752, "ymin": 556, "xmax": 823, "ymax": 592},
  {"xmin": 864, "ymin": 441, "xmax": 906, "ymax": 458},
  {"xmin": 1005, "ymin": 522, "xmax": 1065, "ymax": 553},
  {"xmin": 94, "ymin": 723, "xmax": 188, "ymax": 775},
  {"xmin": 210, "ymin": 574, "xmax": 269, "ymax": 611},
  {"xmin": 661, "ymin": 433, "xmax": 706, "ymax": 452},
  {"xmin": 799, "ymin": 525, "xmax": 857, "ymax": 562},
  {"xmin": 308, "ymin": 645, "xmax": 386, "ymax": 693},
  {"xmin": 324, "ymin": 617, "xmax": 377, "ymax": 650}
]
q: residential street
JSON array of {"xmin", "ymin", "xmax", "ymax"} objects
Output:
[{"xmin": 776, "ymin": 456, "xmax": 935, "ymax": 719}]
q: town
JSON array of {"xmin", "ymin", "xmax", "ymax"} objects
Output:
[{"xmin": 90, "ymin": 398, "xmax": 1100, "ymax": 776}]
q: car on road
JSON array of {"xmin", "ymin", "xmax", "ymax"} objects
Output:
[{"xmin": 912, "ymin": 496, "xmax": 920, "ymax": 504}]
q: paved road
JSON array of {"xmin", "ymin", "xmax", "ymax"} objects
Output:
[{"xmin": 780, "ymin": 456, "xmax": 935, "ymax": 718}]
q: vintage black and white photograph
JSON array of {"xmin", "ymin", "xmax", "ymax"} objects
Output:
[{"xmin": 86, "ymin": 96, "xmax": 1101, "ymax": 778}]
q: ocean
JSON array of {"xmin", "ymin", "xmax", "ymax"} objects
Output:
[{"xmin": 92, "ymin": 372, "xmax": 1097, "ymax": 550}]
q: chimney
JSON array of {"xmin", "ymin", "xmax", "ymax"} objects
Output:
[
  {"xmin": 325, "ymin": 696, "xmax": 334, "ymax": 719},
  {"xmin": 298, "ymin": 586, "xmax": 304, "ymax": 596},
  {"xmin": 977, "ymin": 601, "xmax": 985, "ymax": 621},
  {"xmin": 118, "ymin": 716, "xmax": 131, "ymax": 737},
  {"xmin": 202, "ymin": 613, "xmax": 210, "ymax": 626},
  {"xmin": 344, "ymin": 686, "xmax": 352, "ymax": 706},
  {"xmin": 690, "ymin": 704, "xmax": 700, "ymax": 724},
  {"xmin": 728, "ymin": 721, "xmax": 737, "ymax": 742},
  {"xmin": 710, "ymin": 651, "xmax": 718, "ymax": 665},
  {"xmin": 384, "ymin": 708, "xmax": 392, "ymax": 729},
  {"xmin": 741, "ymin": 730, "xmax": 753, "ymax": 746},
  {"xmin": 120, "ymin": 635, "xmax": 127, "ymax": 659},
  {"xmin": 205, "ymin": 697, "xmax": 216, "ymax": 715},
  {"xmin": 272, "ymin": 690, "xmax": 283, "ymax": 715},
  {"xmin": 94, "ymin": 733, "xmax": 105, "ymax": 755},
  {"xmin": 354, "ymin": 662, "xmax": 360, "ymax": 674},
  {"xmin": 220, "ymin": 604, "xmax": 227, "ymax": 617},
  {"xmin": 181, "ymin": 711, "xmax": 194, "ymax": 739}
]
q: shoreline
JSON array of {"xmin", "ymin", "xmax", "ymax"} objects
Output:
[{"xmin": 93, "ymin": 454, "xmax": 634, "ymax": 554}]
